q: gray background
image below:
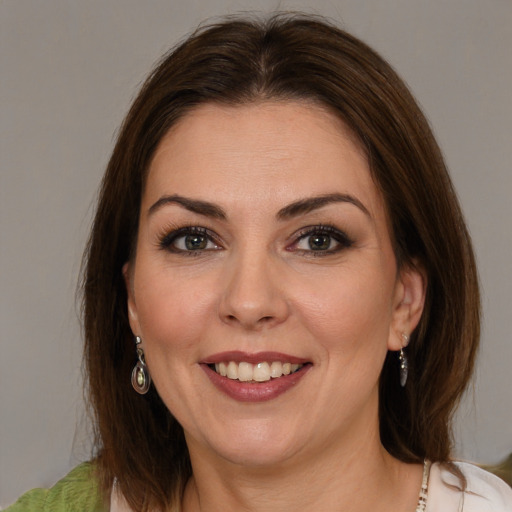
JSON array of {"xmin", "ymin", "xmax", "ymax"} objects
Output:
[{"xmin": 1, "ymin": 0, "xmax": 511, "ymax": 506}]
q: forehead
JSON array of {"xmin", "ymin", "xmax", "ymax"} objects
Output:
[{"xmin": 144, "ymin": 101, "xmax": 382, "ymax": 217}]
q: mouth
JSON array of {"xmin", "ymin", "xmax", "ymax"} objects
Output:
[
  {"xmin": 201, "ymin": 351, "xmax": 311, "ymax": 401},
  {"xmin": 208, "ymin": 361, "xmax": 304, "ymax": 382}
]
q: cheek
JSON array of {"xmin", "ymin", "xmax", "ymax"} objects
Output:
[
  {"xmin": 296, "ymin": 267, "xmax": 395, "ymax": 349},
  {"xmin": 299, "ymin": 271, "xmax": 395, "ymax": 409},
  {"xmin": 134, "ymin": 266, "xmax": 217, "ymax": 359},
  {"xmin": 133, "ymin": 272, "xmax": 219, "ymax": 418}
]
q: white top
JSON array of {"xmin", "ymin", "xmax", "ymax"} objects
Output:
[
  {"xmin": 111, "ymin": 461, "xmax": 512, "ymax": 511},
  {"xmin": 426, "ymin": 461, "xmax": 512, "ymax": 511}
]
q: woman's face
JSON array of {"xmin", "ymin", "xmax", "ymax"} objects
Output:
[{"xmin": 125, "ymin": 101, "xmax": 424, "ymax": 468}]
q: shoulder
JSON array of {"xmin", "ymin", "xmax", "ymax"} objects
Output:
[
  {"xmin": 427, "ymin": 461, "xmax": 512, "ymax": 512},
  {"xmin": 4, "ymin": 462, "xmax": 106, "ymax": 512}
]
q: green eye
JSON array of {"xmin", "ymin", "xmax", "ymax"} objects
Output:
[
  {"xmin": 185, "ymin": 234, "xmax": 208, "ymax": 250},
  {"xmin": 308, "ymin": 234, "xmax": 332, "ymax": 251},
  {"xmin": 291, "ymin": 225, "xmax": 354, "ymax": 256},
  {"xmin": 159, "ymin": 226, "xmax": 221, "ymax": 254}
]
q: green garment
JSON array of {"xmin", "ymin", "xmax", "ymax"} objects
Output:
[{"xmin": 5, "ymin": 462, "xmax": 106, "ymax": 511}]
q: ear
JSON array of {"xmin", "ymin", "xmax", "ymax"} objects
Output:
[
  {"xmin": 122, "ymin": 261, "xmax": 141, "ymax": 335},
  {"xmin": 387, "ymin": 262, "xmax": 427, "ymax": 351}
]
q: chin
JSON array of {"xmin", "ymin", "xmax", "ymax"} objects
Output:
[
  {"xmin": 193, "ymin": 419, "xmax": 304, "ymax": 468},
  {"xmin": 218, "ymin": 441, "xmax": 299, "ymax": 468}
]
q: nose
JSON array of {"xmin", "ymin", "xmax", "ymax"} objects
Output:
[{"xmin": 218, "ymin": 251, "xmax": 290, "ymax": 330}]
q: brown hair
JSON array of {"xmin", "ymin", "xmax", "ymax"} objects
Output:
[{"xmin": 82, "ymin": 14, "xmax": 479, "ymax": 510}]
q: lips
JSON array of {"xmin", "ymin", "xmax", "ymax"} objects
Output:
[{"xmin": 201, "ymin": 351, "xmax": 311, "ymax": 402}]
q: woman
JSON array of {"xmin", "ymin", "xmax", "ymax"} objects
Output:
[{"xmin": 7, "ymin": 14, "xmax": 511, "ymax": 512}]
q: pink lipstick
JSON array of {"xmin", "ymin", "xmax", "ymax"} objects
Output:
[{"xmin": 200, "ymin": 351, "xmax": 311, "ymax": 402}]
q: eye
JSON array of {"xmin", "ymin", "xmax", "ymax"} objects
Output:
[
  {"xmin": 303, "ymin": 233, "xmax": 335, "ymax": 251},
  {"xmin": 290, "ymin": 225, "xmax": 353, "ymax": 255},
  {"xmin": 159, "ymin": 226, "xmax": 221, "ymax": 254}
]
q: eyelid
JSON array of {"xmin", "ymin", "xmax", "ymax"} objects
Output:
[
  {"xmin": 156, "ymin": 223, "xmax": 352, "ymax": 256},
  {"xmin": 287, "ymin": 224, "xmax": 354, "ymax": 254},
  {"xmin": 158, "ymin": 225, "xmax": 222, "ymax": 253}
]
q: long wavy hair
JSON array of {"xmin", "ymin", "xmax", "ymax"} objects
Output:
[{"xmin": 82, "ymin": 14, "xmax": 479, "ymax": 511}]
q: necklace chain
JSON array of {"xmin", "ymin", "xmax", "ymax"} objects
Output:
[{"xmin": 415, "ymin": 459, "xmax": 431, "ymax": 512}]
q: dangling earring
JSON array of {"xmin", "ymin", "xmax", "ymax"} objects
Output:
[
  {"xmin": 131, "ymin": 336, "xmax": 151, "ymax": 394},
  {"xmin": 398, "ymin": 333, "xmax": 409, "ymax": 387}
]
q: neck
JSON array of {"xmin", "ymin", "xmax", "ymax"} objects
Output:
[{"xmin": 182, "ymin": 420, "xmax": 422, "ymax": 512}]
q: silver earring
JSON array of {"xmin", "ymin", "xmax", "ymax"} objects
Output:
[
  {"xmin": 131, "ymin": 336, "xmax": 151, "ymax": 394},
  {"xmin": 399, "ymin": 333, "xmax": 409, "ymax": 387}
]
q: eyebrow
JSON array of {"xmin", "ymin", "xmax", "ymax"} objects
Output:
[
  {"xmin": 148, "ymin": 192, "xmax": 370, "ymax": 220},
  {"xmin": 276, "ymin": 193, "xmax": 370, "ymax": 219},
  {"xmin": 148, "ymin": 194, "xmax": 227, "ymax": 219}
]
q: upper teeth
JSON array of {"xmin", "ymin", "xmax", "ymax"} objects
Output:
[{"xmin": 214, "ymin": 361, "xmax": 303, "ymax": 382}]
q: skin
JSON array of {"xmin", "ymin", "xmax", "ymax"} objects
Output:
[{"xmin": 124, "ymin": 101, "xmax": 426, "ymax": 512}]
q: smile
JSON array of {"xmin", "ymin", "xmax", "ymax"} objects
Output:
[
  {"xmin": 212, "ymin": 361, "xmax": 304, "ymax": 382},
  {"xmin": 202, "ymin": 351, "xmax": 311, "ymax": 402}
]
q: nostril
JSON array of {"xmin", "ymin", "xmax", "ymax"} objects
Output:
[{"xmin": 223, "ymin": 313, "xmax": 276, "ymax": 328}]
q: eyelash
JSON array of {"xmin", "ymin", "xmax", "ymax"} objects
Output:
[
  {"xmin": 157, "ymin": 224, "xmax": 353, "ymax": 256},
  {"xmin": 158, "ymin": 226, "xmax": 222, "ymax": 255},
  {"xmin": 288, "ymin": 224, "xmax": 354, "ymax": 256}
]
